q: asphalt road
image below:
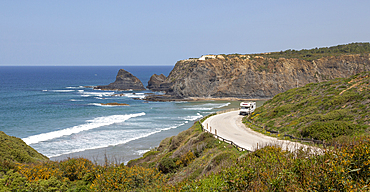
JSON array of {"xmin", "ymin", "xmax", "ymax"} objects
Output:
[{"xmin": 202, "ymin": 110, "xmax": 320, "ymax": 152}]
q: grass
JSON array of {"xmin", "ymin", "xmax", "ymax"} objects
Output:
[
  {"xmin": 247, "ymin": 71, "xmax": 370, "ymax": 142},
  {"xmin": 0, "ymin": 131, "xmax": 48, "ymax": 173},
  {"xmin": 251, "ymin": 42, "xmax": 370, "ymax": 61},
  {"xmin": 176, "ymin": 136, "xmax": 370, "ymax": 191}
]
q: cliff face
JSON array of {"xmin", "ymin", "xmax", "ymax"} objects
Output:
[
  {"xmin": 148, "ymin": 54, "xmax": 370, "ymax": 99},
  {"xmin": 95, "ymin": 69, "xmax": 145, "ymax": 91}
]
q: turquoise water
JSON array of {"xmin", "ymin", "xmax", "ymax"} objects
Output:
[{"xmin": 0, "ymin": 66, "xmax": 241, "ymax": 163}]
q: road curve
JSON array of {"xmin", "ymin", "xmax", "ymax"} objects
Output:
[{"xmin": 202, "ymin": 110, "xmax": 320, "ymax": 152}]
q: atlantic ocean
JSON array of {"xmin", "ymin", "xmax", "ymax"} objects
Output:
[{"xmin": 0, "ymin": 66, "xmax": 243, "ymax": 164}]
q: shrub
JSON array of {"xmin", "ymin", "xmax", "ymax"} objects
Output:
[
  {"xmin": 158, "ymin": 157, "xmax": 178, "ymax": 174},
  {"xmin": 300, "ymin": 121, "xmax": 365, "ymax": 140},
  {"xmin": 90, "ymin": 165, "xmax": 165, "ymax": 191}
]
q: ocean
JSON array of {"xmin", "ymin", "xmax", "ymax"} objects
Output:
[{"xmin": 0, "ymin": 66, "xmax": 252, "ymax": 164}]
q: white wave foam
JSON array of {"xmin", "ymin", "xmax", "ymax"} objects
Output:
[
  {"xmin": 124, "ymin": 93, "xmax": 146, "ymax": 99},
  {"xmin": 88, "ymin": 103, "xmax": 116, "ymax": 107},
  {"xmin": 46, "ymin": 121, "xmax": 187, "ymax": 158},
  {"xmin": 215, "ymin": 102, "xmax": 231, "ymax": 108},
  {"xmin": 66, "ymin": 86, "xmax": 85, "ymax": 89},
  {"xmin": 183, "ymin": 113, "xmax": 203, "ymax": 121},
  {"xmin": 136, "ymin": 150, "xmax": 150, "ymax": 155},
  {"xmin": 70, "ymin": 99, "xmax": 83, "ymax": 102},
  {"xmin": 183, "ymin": 102, "xmax": 231, "ymax": 111},
  {"xmin": 80, "ymin": 91, "xmax": 114, "ymax": 97},
  {"xmin": 50, "ymin": 90, "xmax": 75, "ymax": 92},
  {"xmin": 23, "ymin": 112, "xmax": 146, "ymax": 145},
  {"xmin": 42, "ymin": 90, "xmax": 47, "ymax": 92}
]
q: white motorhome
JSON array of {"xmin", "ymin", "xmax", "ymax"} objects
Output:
[{"xmin": 239, "ymin": 102, "xmax": 256, "ymax": 115}]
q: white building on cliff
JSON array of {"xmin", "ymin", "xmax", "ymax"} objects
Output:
[{"xmin": 198, "ymin": 55, "xmax": 217, "ymax": 60}]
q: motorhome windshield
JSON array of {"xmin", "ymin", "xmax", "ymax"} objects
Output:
[{"xmin": 241, "ymin": 106, "xmax": 250, "ymax": 109}]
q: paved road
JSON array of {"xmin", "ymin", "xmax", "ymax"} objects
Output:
[{"xmin": 202, "ymin": 110, "xmax": 320, "ymax": 152}]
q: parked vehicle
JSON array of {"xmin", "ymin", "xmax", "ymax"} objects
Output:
[{"xmin": 239, "ymin": 102, "xmax": 256, "ymax": 115}]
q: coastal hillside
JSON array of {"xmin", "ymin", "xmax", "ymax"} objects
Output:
[
  {"xmin": 247, "ymin": 71, "xmax": 370, "ymax": 142},
  {"xmin": 2, "ymin": 76, "xmax": 370, "ymax": 190},
  {"xmin": 127, "ymin": 121, "xmax": 245, "ymax": 184},
  {"xmin": 147, "ymin": 43, "xmax": 370, "ymax": 100},
  {"xmin": 0, "ymin": 131, "xmax": 48, "ymax": 172}
]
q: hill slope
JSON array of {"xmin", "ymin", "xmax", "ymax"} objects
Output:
[
  {"xmin": 0, "ymin": 131, "xmax": 48, "ymax": 172},
  {"xmin": 127, "ymin": 121, "xmax": 246, "ymax": 184},
  {"xmin": 248, "ymin": 71, "xmax": 370, "ymax": 141}
]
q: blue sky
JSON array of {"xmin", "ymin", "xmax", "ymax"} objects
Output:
[{"xmin": 1, "ymin": 0, "xmax": 369, "ymax": 66}]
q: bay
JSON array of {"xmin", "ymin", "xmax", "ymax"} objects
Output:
[{"xmin": 0, "ymin": 66, "xmax": 247, "ymax": 164}]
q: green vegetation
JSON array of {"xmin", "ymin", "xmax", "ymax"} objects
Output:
[
  {"xmin": 0, "ymin": 121, "xmax": 246, "ymax": 191},
  {"xmin": 2, "ymin": 70, "xmax": 370, "ymax": 191},
  {"xmin": 178, "ymin": 137, "xmax": 370, "ymax": 191},
  {"xmin": 0, "ymin": 131, "xmax": 48, "ymax": 173},
  {"xmin": 253, "ymin": 42, "xmax": 370, "ymax": 61},
  {"xmin": 127, "ymin": 121, "xmax": 245, "ymax": 183},
  {"xmin": 248, "ymin": 72, "xmax": 370, "ymax": 142}
]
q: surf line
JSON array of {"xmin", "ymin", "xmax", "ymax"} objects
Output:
[{"xmin": 22, "ymin": 112, "xmax": 145, "ymax": 145}]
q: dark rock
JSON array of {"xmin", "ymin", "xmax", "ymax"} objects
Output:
[
  {"xmin": 147, "ymin": 55, "xmax": 370, "ymax": 99},
  {"xmin": 147, "ymin": 74, "xmax": 167, "ymax": 91},
  {"xmin": 95, "ymin": 69, "xmax": 145, "ymax": 91}
]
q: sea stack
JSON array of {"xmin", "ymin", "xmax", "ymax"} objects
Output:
[{"xmin": 95, "ymin": 69, "xmax": 145, "ymax": 90}]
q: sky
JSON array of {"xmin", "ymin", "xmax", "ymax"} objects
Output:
[{"xmin": 0, "ymin": 0, "xmax": 369, "ymax": 66}]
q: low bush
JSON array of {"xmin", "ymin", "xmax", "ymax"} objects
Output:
[
  {"xmin": 300, "ymin": 121, "xmax": 365, "ymax": 141},
  {"xmin": 158, "ymin": 157, "xmax": 178, "ymax": 174},
  {"xmin": 180, "ymin": 137, "xmax": 370, "ymax": 191}
]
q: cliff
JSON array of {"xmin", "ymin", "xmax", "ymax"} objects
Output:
[
  {"xmin": 147, "ymin": 54, "xmax": 370, "ymax": 100},
  {"xmin": 95, "ymin": 69, "xmax": 145, "ymax": 91}
]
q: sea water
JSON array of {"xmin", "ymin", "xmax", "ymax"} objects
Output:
[{"xmin": 0, "ymin": 66, "xmax": 245, "ymax": 164}]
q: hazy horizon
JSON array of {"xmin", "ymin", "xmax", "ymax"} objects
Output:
[{"xmin": 1, "ymin": 1, "xmax": 369, "ymax": 66}]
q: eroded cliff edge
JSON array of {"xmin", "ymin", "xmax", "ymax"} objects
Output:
[{"xmin": 147, "ymin": 54, "xmax": 370, "ymax": 100}]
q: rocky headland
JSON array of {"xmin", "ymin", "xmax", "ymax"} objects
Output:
[
  {"xmin": 147, "ymin": 53, "xmax": 370, "ymax": 101},
  {"xmin": 95, "ymin": 69, "xmax": 145, "ymax": 91}
]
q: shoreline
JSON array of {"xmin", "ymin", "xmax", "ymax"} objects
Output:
[{"xmin": 143, "ymin": 94, "xmax": 271, "ymax": 102}]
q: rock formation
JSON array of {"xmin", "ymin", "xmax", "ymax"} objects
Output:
[
  {"xmin": 95, "ymin": 69, "xmax": 145, "ymax": 91},
  {"xmin": 147, "ymin": 74, "xmax": 167, "ymax": 91},
  {"xmin": 147, "ymin": 54, "xmax": 370, "ymax": 100}
]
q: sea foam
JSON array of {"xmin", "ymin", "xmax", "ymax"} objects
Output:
[
  {"xmin": 23, "ymin": 112, "xmax": 145, "ymax": 145},
  {"xmin": 46, "ymin": 121, "xmax": 186, "ymax": 158}
]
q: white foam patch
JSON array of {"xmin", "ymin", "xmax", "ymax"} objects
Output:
[
  {"xmin": 183, "ymin": 113, "xmax": 203, "ymax": 121},
  {"xmin": 215, "ymin": 102, "xmax": 231, "ymax": 108},
  {"xmin": 124, "ymin": 93, "xmax": 146, "ymax": 99},
  {"xmin": 80, "ymin": 91, "xmax": 114, "ymax": 97},
  {"xmin": 183, "ymin": 102, "xmax": 231, "ymax": 111},
  {"xmin": 50, "ymin": 90, "xmax": 75, "ymax": 92},
  {"xmin": 23, "ymin": 112, "xmax": 146, "ymax": 145},
  {"xmin": 136, "ymin": 150, "xmax": 150, "ymax": 155},
  {"xmin": 88, "ymin": 103, "xmax": 110, "ymax": 107},
  {"xmin": 66, "ymin": 86, "xmax": 85, "ymax": 89},
  {"xmin": 45, "ymin": 121, "xmax": 186, "ymax": 158},
  {"xmin": 70, "ymin": 99, "xmax": 83, "ymax": 102}
]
